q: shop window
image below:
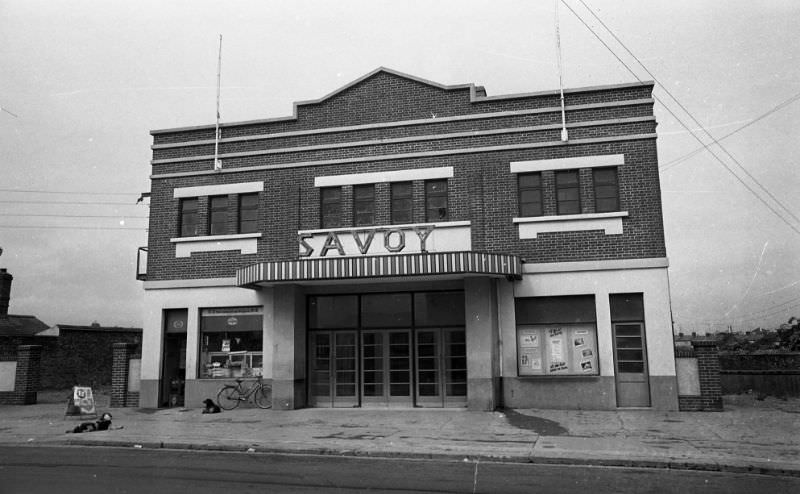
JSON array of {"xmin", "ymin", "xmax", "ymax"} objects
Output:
[
  {"xmin": 179, "ymin": 198, "xmax": 200, "ymax": 237},
  {"xmin": 353, "ymin": 184, "xmax": 375, "ymax": 226},
  {"xmin": 238, "ymin": 193, "xmax": 259, "ymax": 234},
  {"xmin": 391, "ymin": 182, "xmax": 413, "ymax": 224},
  {"xmin": 518, "ymin": 172, "xmax": 543, "ymax": 217},
  {"xmin": 515, "ymin": 295, "xmax": 599, "ymax": 376},
  {"xmin": 594, "ymin": 168, "xmax": 619, "ymax": 213},
  {"xmin": 199, "ymin": 307, "xmax": 263, "ymax": 379},
  {"xmin": 320, "ymin": 187, "xmax": 342, "ymax": 229},
  {"xmin": 208, "ymin": 195, "xmax": 229, "ymax": 235},
  {"xmin": 555, "ymin": 170, "xmax": 580, "ymax": 215},
  {"xmin": 425, "ymin": 179, "xmax": 448, "ymax": 222}
]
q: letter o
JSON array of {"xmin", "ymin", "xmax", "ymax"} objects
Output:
[{"xmin": 384, "ymin": 229, "xmax": 405, "ymax": 252}]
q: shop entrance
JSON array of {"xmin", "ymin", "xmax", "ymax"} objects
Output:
[
  {"xmin": 307, "ymin": 291, "xmax": 466, "ymax": 408},
  {"xmin": 160, "ymin": 309, "xmax": 187, "ymax": 408}
]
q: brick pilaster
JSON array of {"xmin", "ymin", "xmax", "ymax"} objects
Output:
[
  {"xmin": 111, "ymin": 342, "xmax": 132, "ymax": 407},
  {"xmin": 685, "ymin": 339, "xmax": 723, "ymax": 411},
  {"xmin": 14, "ymin": 345, "xmax": 42, "ymax": 405}
]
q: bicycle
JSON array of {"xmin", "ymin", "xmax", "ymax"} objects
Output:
[{"xmin": 216, "ymin": 376, "xmax": 272, "ymax": 410}]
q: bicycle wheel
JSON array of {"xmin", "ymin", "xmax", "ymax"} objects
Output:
[
  {"xmin": 254, "ymin": 383, "xmax": 272, "ymax": 409},
  {"xmin": 217, "ymin": 386, "xmax": 241, "ymax": 410}
]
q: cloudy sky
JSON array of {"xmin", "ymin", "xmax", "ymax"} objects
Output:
[{"xmin": 1, "ymin": 0, "xmax": 798, "ymax": 333}]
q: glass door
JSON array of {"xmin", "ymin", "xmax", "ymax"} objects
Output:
[
  {"xmin": 414, "ymin": 328, "xmax": 466, "ymax": 407},
  {"xmin": 613, "ymin": 323, "xmax": 651, "ymax": 407},
  {"xmin": 361, "ymin": 330, "xmax": 412, "ymax": 407},
  {"xmin": 333, "ymin": 331, "xmax": 358, "ymax": 407},
  {"xmin": 308, "ymin": 332, "xmax": 331, "ymax": 407}
]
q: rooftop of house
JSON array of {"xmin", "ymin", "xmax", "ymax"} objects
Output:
[
  {"xmin": 0, "ymin": 314, "xmax": 50, "ymax": 337},
  {"xmin": 36, "ymin": 322, "xmax": 142, "ymax": 337}
]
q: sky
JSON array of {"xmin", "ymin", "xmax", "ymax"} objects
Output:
[{"xmin": 0, "ymin": 0, "xmax": 798, "ymax": 333}]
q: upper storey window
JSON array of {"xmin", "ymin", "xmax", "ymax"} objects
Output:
[
  {"xmin": 209, "ymin": 196, "xmax": 229, "ymax": 235},
  {"xmin": 320, "ymin": 187, "xmax": 343, "ymax": 229},
  {"xmin": 555, "ymin": 170, "xmax": 580, "ymax": 215},
  {"xmin": 425, "ymin": 179, "xmax": 448, "ymax": 222},
  {"xmin": 238, "ymin": 193, "xmax": 259, "ymax": 234},
  {"xmin": 593, "ymin": 168, "xmax": 620, "ymax": 213},
  {"xmin": 353, "ymin": 184, "xmax": 375, "ymax": 227},
  {"xmin": 179, "ymin": 198, "xmax": 200, "ymax": 237},
  {"xmin": 391, "ymin": 182, "xmax": 413, "ymax": 224},
  {"xmin": 518, "ymin": 173, "xmax": 543, "ymax": 217}
]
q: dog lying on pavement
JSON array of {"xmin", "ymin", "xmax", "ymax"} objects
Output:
[{"xmin": 202, "ymin": 398, "xmax": 221, "ymax": 414}]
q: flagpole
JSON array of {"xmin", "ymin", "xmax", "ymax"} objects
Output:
[{"xmin": 214, "ymin": 34, "xmax": 223, "ymax": 171}]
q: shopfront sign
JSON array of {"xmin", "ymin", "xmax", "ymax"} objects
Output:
[{"xmin": 299, "ymin": 223, "xmax": 470, "ymax": 258}]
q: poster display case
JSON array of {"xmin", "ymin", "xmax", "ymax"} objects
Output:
[{"xmin": 517, "ymin": 324, "xmax": 599, "ymax": 376}]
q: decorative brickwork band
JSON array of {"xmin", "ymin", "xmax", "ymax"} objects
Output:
[{"xmin": 111, "ymin": 342, "xmax": 133, "ymax": 407}]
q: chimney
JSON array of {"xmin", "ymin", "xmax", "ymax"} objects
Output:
[{"xmin": 0, "ymin": 268, "xmax": 12, "ymax": 316}]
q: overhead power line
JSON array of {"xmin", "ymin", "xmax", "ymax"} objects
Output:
[
  {"xmin": 0, "ymin": 188, "xmax": 140, "ymax": 196},
  {"xmin": 0, "ymin": 224, "xmax": 147, "ymax": 231},
  {"xmin": 0, "ymin": 199, "xmax": 146, "ymax": 206},
  {"xmin": 0, "ymin": 213, "xmax": 148, "ymax": 219},
  {"xmin": 563, "ymin": 0, "xmax": 800, "ymax": 235},
  {"xmin": 660, "ymin": 90, "xmax": 800, "ymax": 172}
]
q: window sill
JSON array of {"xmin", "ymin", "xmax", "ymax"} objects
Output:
[
  {"xmin": 513, "ymin": 211, "xmax": 628, "ymax": 238},
  {"xmin": 170, "ymin": 233, "xmax": 261, "ymax": 257},
  {"xmin": 515, "ymin": 374, "xmax": 602, "ymax": 380}
]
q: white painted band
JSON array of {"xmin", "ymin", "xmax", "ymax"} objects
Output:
[
  {"xmin": 173, "ymin": 181, "xmax": 263, "ymax": 198},
  {"xmin": 510, "ymin": 154, "xmax": 625, "ymax": 173},
  {"xmin": 314, "ymin": 167, "xmax": 453, "ymax": 187}
]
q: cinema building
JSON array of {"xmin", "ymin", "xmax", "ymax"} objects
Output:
[{"xmin": 138, "ymin": 68, "xmax": 678, "ymax": 411}]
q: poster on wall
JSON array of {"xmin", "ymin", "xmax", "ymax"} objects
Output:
[{"xmin": 518, "ymin": 325, "xmax": 598, "ymax": 376}]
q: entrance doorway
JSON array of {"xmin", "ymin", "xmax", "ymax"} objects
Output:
[
  {"xmin": 307, "ymin": 291, "xmax": 467, "ymax": 408},
  {"xmin": 160, "ymin": 309, "xmax": 187, "ymax": 408},
  {"xmin": 613, "ymin": 322, "xmax": 650, "ymax": 407}
]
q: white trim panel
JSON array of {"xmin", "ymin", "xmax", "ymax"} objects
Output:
[
  {"xmin": 514, "ymin": 212, "xmax": 628, "ymax": 238},
  {"xmin": 510, "ymin": 154, "xmax": 625, "ymax": 173},
  {"xmin": 523, "ymin": 257, "xmax": 669, "ymax": 274},
  {"xmin": 173, "ymin": 181, "xmax": 263, "ymax": 198},
  {"xmin": 314, "ymin": 166, "xmax": 453, "ymax": 187},
  {"xmin": 170, "ymin": 233, "xmax": 261, "ymax": 257},
  {"xmin": 143, "ymin": 278, "xmax": 238, "ymax": 290}
]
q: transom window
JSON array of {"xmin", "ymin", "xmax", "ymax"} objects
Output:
[
  {"xmin": 208, "ymin": 196, "xmax": 229, "ymax": 235},
  {"xmin": 353, "ymin": 184, "xmax": 375, "ymax": 227},
  {"xmin": 391, "ymin": 182, "xmax": 413, "ymax": 225},
  {"xmin": 320, "ymin": 187, "xmax": 343, "ymax": 229},
  {"xmin": 238, "ymin": 193, "xmax": 259, "ymax": 234},
  {"xmin": 518, "ymin": 173, "xmax": 543, "ymax": 217},
  {"xmin": 425, "ymin": 179, "xmax": 448, "ymax": 222},
  {"xmin": 179, "ymin": 198, "xmax": 200, "ymax": 237},
  {"xmin": 555, "ymin": 170, "xmax": 580, "ymax": 215},
  {"xmin": 593, "ymin": 168, "xmax": 619, "ymax": 213}
]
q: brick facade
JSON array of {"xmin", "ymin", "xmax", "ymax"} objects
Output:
[{"xmin": 145, "ymin": 69, "xmax": 665, "ymax": 282}]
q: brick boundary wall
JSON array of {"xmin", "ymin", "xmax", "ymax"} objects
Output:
[
  {"xmin": 0, "ymin": 345, "xmax": 42, "ymax": 405},
  {"xmin": 111, "ymin": 343, "xmax": 140, "ymax": 407},
  {"xmin": 678, "ymin": 340, "xmax": 723, "ymax": 411}
]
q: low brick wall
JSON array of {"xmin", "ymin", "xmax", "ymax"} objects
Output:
[
  {"xmin": 111, "ymin": 343, "xmax": 140, "ymax": 408},
  {"xmin": 675, "ymin": 340, "xmax": 722, "ymax": 411},
  {"xmin": 0, "ymin": 345, "xmax": 42, "ymax": 405}
]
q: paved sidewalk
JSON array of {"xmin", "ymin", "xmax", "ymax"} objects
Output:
[{"xmin": 1, "ymin": 394, "xmax": 799, "ymax": 477}]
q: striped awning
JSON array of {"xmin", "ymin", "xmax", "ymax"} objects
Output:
[{"xmin": 236, "ymin": 251, "xmax": 522, "ymax": 287}]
